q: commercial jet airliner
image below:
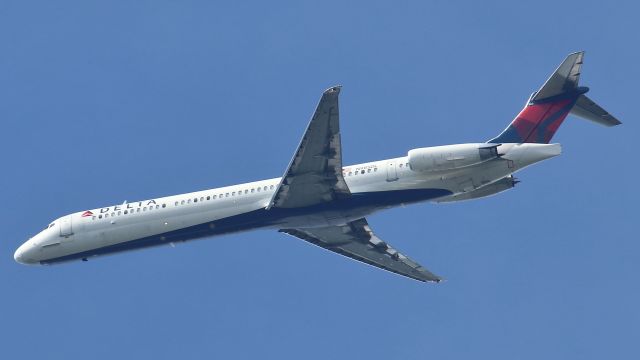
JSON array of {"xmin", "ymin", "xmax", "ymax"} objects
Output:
[{"xmin": 15, "ymin": 52, "xmax": 620, "ymax": 282}]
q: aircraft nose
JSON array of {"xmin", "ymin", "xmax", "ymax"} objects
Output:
[
  {"xmin": 14, "ymin": 242, "xmax": 39, "ymax": 265},
  {"xmin": 14, "ymin": 247, "xmax": 22, "ymax": 263}
]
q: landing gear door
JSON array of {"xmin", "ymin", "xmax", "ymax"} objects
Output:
[{"xmin": 59, "ymin": 215, "xmax": 73, "ymax": 237}]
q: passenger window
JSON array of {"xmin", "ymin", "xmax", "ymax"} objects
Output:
[
  {"xmin": 232, "ymin": 192, "xmax": 236, "ymax": 196},
  {"xmin": 137, "ymin": 208, "xmax": 141, "ymax": 213},
  {"xmin": 361, "ymin": 170, "xmax": 365, "ymax": 174},
  {"xmin": 181, "ymin": 200, "xmax": 185, "ymax": 205},
  {"xmin": 225, "ymin": 193, "xmax": 229, "ymax": 197},
  {"xmin": 187, "ymin": 199, "xmax": 191, "ymax": 204},
  {"xmin": 200, "ymin": 197, "xmax": 204, "ymax": 202},
  {"xmin": 124, "ymin": 210, "xmax": 128, "ymax": 214},
  {"xmin": 162, "ymin": 204, "xmax": 166, "ymax": 208},
  {"xmin": 99, "ymin": 215, "xmax": 103, "ymax": 219},
  {"xmin": 399, "ymin": 163, "xmax": 403, "ymax": 168},
  {"xmin": 105, "ymin": 214, "xmax": 109, "ymax": 218},
  {"xmin": 213, "ymin": 195, "xmax": 217, "ymax": 199},
  {"xmin": 367, "ymin": 169, "xmax": 371, "ymax": 173},
  {"xmin": 270, "ymin": 185, "xmax": 274, "ymax": 190},
  {"xmin": 245, "ymin": 190, "xmax": 248, "ymax": 194},
  {"xmin": 251, "ymin": 189, "xmax": 255, "ymax": 193},
  {"xmin": 348, "ymin": 172, "xmax": 352, "ymax": 176},
  {"xmin": 156, "ymin": 205, "xmax": 160, "ymax": 209},
  {"xmin": 143, "ymin": 207, "xmax": 147, "ymax": 211},
  {"xmin": 374, "ymin": 168, "xmax": 378, "ymax": 172}
]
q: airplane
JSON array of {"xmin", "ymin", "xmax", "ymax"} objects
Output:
[{"xmin": 14, "ymin": 52, "xmax": 620, "ymax": 282}]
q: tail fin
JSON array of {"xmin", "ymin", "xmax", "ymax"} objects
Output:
[{"xmin": 489, "ymin": 52, "xmax": 620, "ymax": 144}]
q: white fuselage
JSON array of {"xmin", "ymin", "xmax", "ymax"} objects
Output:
[{"xmin": 14, "ymin": 142, "xmax": 560, "ymax": 265}]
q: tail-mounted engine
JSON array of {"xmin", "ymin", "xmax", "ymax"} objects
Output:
[{"xmin": 408, "ymin": 143, "xmax": 500, "ymax": 172}]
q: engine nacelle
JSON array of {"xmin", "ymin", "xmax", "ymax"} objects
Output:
[
  {"xmin": 408, "ymin": 143, "xmax": 499, "ymax": 172},
  {"xmin": 437, "ymin": 176, "xmax": 518, "ymax": 203}
]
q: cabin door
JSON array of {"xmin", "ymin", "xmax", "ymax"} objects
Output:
[
  {"xmin": 386, "ymin": 161, "xmax": 398, "ymax": 182},
  {"xmin": 59, "ymin": 215, "xmax": 74, "ymax": 238}
]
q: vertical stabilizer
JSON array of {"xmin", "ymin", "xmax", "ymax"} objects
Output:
[
  {"xmin": 489, "ymin": 52, "xmax": 620, "ymax": 144},
  {"xmin": 532, "ymin": 51, "xmax": 584, "ymax": 102}
]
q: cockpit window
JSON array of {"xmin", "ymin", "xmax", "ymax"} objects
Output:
[{"xmin": 45, "ymin": 223, "xmax": 55, "ymax": 230}]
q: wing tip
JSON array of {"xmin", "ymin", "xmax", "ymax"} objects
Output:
[
  {"xmin": 425, "ymin": 275, "xmax": 445, "ymax": 284},
  {"xmin": 413, "ymin": 271, "xmax": 444, "ymax": 283}
]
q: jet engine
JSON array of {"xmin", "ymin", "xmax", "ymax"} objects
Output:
[{"xmin": 408, "ymin": 143, "xmax": 499, "ymax": 172}]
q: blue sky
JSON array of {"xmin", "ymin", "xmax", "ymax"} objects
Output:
[{"xmin": 2, "ymin": 1, "xmax": 638, "ymax": 359}]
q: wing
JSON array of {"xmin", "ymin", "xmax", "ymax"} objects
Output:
[
  {"xmin": 280, "ymin": 218, "xmax": 442, "ymax": 283},
  {"xmin": 267, "ymin": 86, "xmax": 350, "ymax": 209}
]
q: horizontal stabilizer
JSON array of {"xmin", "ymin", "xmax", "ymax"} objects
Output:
[{"xmin": 570, "ymin": 94, "xmax": 621, "ymax": 127}]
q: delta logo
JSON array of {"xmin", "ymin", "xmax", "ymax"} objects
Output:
[{"xmin": 81, "ymin": 211, "xmax": 94, "ymax": 217}]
